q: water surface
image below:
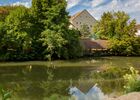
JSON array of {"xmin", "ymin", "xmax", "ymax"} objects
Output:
[{"xmin": 0, "ymin": 57, "xmax": 140, "ymax": 99}]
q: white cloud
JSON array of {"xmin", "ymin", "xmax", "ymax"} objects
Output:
[
  {"xmin": 67, "ymin": 0, "xmax": 80, "ymax": 9},
  {"xmin": 91, "ymin": 0, "xmax": 104, "ymax": 7},
  {"xmin": 133, "ymin": 1, "xmax": 140, "ymax": 8},
  {"xmin": 87, "ymin": 0, "xmax": 140, "ymax": 23},
  {"xmin": 12, "ymin": 1, "xmax": 31, "ymax": 8},
  {"xmin": 81, "ymin": 2, "xmax": 91, "ymax": 7}
]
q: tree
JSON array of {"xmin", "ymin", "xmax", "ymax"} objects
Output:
[
  {"xmin": 93, "ymin": 11, "xmax": 140, "ymax": 56},
  {"xmin": 32, "ymin": 0, "xmax": 82, "ymax": 59},
  {"xmin": 0, "ymin": 0, "xmax": 82, "ymax": 61},
  {"xmin": 80, "ymin": 24, "xmax": 91, "ymax": 38},
  {"xmin": 31, "ymin": 0, "xmax": 44, "ymax": 33},
  {"xmin": 109, "ymin": 37, "xmax": 140, "ymax": 56},
  {"xmin": 93, "ymin": 11, "xmax": 137, "ymax": 40},
  {"xmin": 1, "ymin": 6, "xmax": 33, "ymax": 60},
  {"xmin": 0, "ymin": 6, "xmax": 21, "ymax": 22}
]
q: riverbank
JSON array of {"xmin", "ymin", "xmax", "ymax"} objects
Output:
[
  {"xmin": 0, "ymin": 56, "xmax": 140, "ymax": 68},
  {"xmin": 108, "ymin": 92, "xmax": 140, "ymax": 100},
  {"xmin": 0, "ymin": 57, "xmax": 140, "ymax": 99}
]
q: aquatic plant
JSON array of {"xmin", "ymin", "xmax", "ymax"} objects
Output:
[
  {"xmin": 123, "ymin": 67, "xmax": 140, "ymax": 93},
  {"xmin": 90, "ymin": 66, "xmax": 129, "ymax": 79},
  {"xmin": 44, "ymin": 94, "xmax": 69, "ymax": 100},
  {"xmin": 0, "ymin": 87, "xmax": 12, "ymax": 100}
]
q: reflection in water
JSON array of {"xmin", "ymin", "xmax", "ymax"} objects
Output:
[
  {"xmin": 0, "ymin": 65, "xmax": 124, "ymax": 99},
  {"xmin": 69, "ymin": 84, "xmax": 105, "ymax": 100},
  {"xmin": 1, "ymin": 57, "xmax": 139, "ymax": 99},
  {"xmin": 69, "ymin": 87, "xmax": 85, "ymax": 100}
]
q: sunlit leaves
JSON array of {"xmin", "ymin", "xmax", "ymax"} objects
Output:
[{"xmin": 93, "ymin": 11, "xmax": 137, "ymax": 40}]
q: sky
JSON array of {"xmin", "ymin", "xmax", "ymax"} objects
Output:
[{"xmin": 0, "ymin": 0, "xmax": 140, "ymax": 23}]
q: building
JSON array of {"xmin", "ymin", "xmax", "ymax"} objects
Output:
[
  {"xmin": 69, "ymin": 9, "xmax": 97, "ymax": 33},
  {"xmin": 80, "ymin": 39, "xmax": 108, "ymax": 55},
  {"xmin": 136, "ymin": 24, "xmax": 140, "ymax": 36}
]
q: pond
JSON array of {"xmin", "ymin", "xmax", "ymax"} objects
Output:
[{"xmin": 0, "ymin": 57, "xmax": 140, "ymax": 99}]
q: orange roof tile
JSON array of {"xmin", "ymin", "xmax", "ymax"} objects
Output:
[
  {"xmin": 80, "ymin": 39, "xmax": 108, "ymax": 50},
  {"xmin": 70, "ymin": 11, "xmax": 83, "ymax": 21},
  {"xmin": 136, "ymin": 24, "xmax": 140, "ymax": 30}
]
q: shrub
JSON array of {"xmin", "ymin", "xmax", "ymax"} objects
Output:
[
  {"xmin": 0, "ymin": 86, "xmax": 12, "ymax": 100},
  {"xmin": 90, "ymin": 66, "xmax": 129, "ymax": 79},
  {"xmin": 123, "ymin": 67, "xmax": 140, "ymax": 93},
  {"xmin": 109, "ymin": 37, "xmax": 140, "ymax": 56}
]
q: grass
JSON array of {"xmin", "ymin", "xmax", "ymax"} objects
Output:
[
  {"xmin": 0, "ymin": 59, "xmax": 99, "ymax": 67},
  {"xmin": 0, "ymin": 56, "xmax": 140, "ymax": 68}
]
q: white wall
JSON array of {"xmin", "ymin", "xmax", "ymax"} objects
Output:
[
  {"xmin": 136, "ymin": 30, "xmax": 140, "ymax": 36},
  {"xmin": 70, "ymin": 10, "xmax": 97, "ymax": 33}
]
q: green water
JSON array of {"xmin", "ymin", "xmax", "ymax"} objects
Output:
[{"xmin": 0, "ymin": 57, "xmax": 140, "ymax": 99}]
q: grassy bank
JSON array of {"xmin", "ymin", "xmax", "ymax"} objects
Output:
[{"xmin": 0, "ymin": 56, "xmax": 140, "ymax": 68}]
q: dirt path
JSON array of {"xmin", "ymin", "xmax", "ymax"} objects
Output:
[{"xmin": 108, "ymin": 92, "xmax": 140, "ymax": 100}]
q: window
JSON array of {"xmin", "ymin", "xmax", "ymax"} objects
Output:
[
  {"xmin": 80, "ymin": 22, "xmax": 81, "ymax": 24},
  {"xmin": 76, "ymin": 22, "xmax": 78, "ymax": 24},
  {"xmin": 90, "ymin": 25, "xmax": 92, "ymax": 27}
]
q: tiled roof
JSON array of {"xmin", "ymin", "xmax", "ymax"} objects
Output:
[
  {"xmin": 80, "ymin": 39, "xmax": 108, "ymax": 50},
  {"xmin": 0, "ymin": 9, "xmax": 8, "ymax": 14},
  {"xmin": 70, "ymin": 9, "xmax": 97, "ymax": 23},
  {"xmin": 136, "ymin": 24, "xmax": 140, "ymax": 30},
  {"xmin": 70, "ymin": 10, "xmax": 83, "ymax": 21}
]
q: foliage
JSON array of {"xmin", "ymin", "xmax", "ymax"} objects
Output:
[
  {"xmin": 109, "ymin": 37, "xmax": 140, "ymax": 56},
  {"xmin": 0, "ymin": 0, "xmax": 82, "ymax": 61},
  {"xmin": 0, "ymin": 6, "xmax": 33, "ymax": 60},
  {"xmin": 37, "ymin": 0, "xmax": 82, "ymax": 59},
  {"xmin": 40, "ymin": 29, "xmax": 67, "ymax": 59},
  {"xmin": 44, "ymin": 94, "xmax": 69, "ymax": 100},
  {"xmin": 93, "ymin": 11, "xmax": 137, "ymax": 40},
  {"xmin": 123, "ymin": 67, "xmax": 140, "ymax": 93},
  {"xmin": 93, "ymin": 11, "xmax": 140, "ymax": 56},
  {"xmin": 90, "ymin": 66, "xmax": 130, "ymax": 79},
  {"xmin": 0, "ymin": 6, "xmax": 21, "ymax": 22},
  {"xmin": 80, "ymin": 24, "xmax": 91, "ymax": 38},
  {"xmin": 41, "ymin": 29, "xmax": 82, "ymax": 59},
  {"xmin": 0, "ymin": 21, "xmax": 6, "ymax": 43},
  {"xmin": 65, "ymin": 29, "xmax": 82, "ymax": 59},
  {"xmin": 39, "ymin": 0, "xmax": 68, "ymax": 59},
  {"xmin": 0, "ymin": 86, "xmax": 12, "ymax": 100}
]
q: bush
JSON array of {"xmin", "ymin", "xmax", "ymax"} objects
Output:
[
  {"xmin": 90, "ymin": 65, "xmax": 129, "ymax": 79},
  {"xmin": 0, "ymin": 86, "xmax": 12, "ymax": 100},
  {"xmin": 109, "ymin": 37, "xmax": 140, "ymax": 56},
  {"xmin": 123, "ymin": 67, "xmax": 140, "ymax": 93},
  {"xmin": 44, "ymin": 94, "xmax": 69, "ymax": 100}
]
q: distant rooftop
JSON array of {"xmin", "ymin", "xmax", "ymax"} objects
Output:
[
  {"xmin": 80, "ymin": 39, "xmax": 108, "ymax": 50},
  {"xmin": 136, "ymin": 24, "xmax": 140, "ymax": 30},
  {"xmin": 70, "ymin": 9, "xmax": 96, "ymax": 21},
  {"xmin": 70, "ymin": 10, "xmax": 83, "ymax": 21}
]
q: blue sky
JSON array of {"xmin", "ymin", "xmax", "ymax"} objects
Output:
[
  {"xmin": 0, "ymin": 0, "xmax": 140, "ymax": 23},
  {"xmin": 0, "ymin": 0, "xmax": 31, "ymax": 7}
]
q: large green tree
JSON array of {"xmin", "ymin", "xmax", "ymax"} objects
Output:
[
  {"xmin": 93, "ymin": 11, "xmax": 137, "ymax": 40},
  {"xmin": 32, "ymin": 0, "xmax": 82, "ymax": 59},
  {"xmin": 0, "ymin": 6, "xmax": 21, "ymax": 22},
  {"xmin": 93, "ymin": 11, "xmax": 140, "ymax": 56},
  {"xmin": 0, "ymin": 0, "xmax": 82, "ymax": 61},
  {"xmin": 109, "ymin": 37, "xmax": 140, "ymax": 56},
  {"xmin": 1, "ymin": 6, "xmax": 33, "ymax": 60}
]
